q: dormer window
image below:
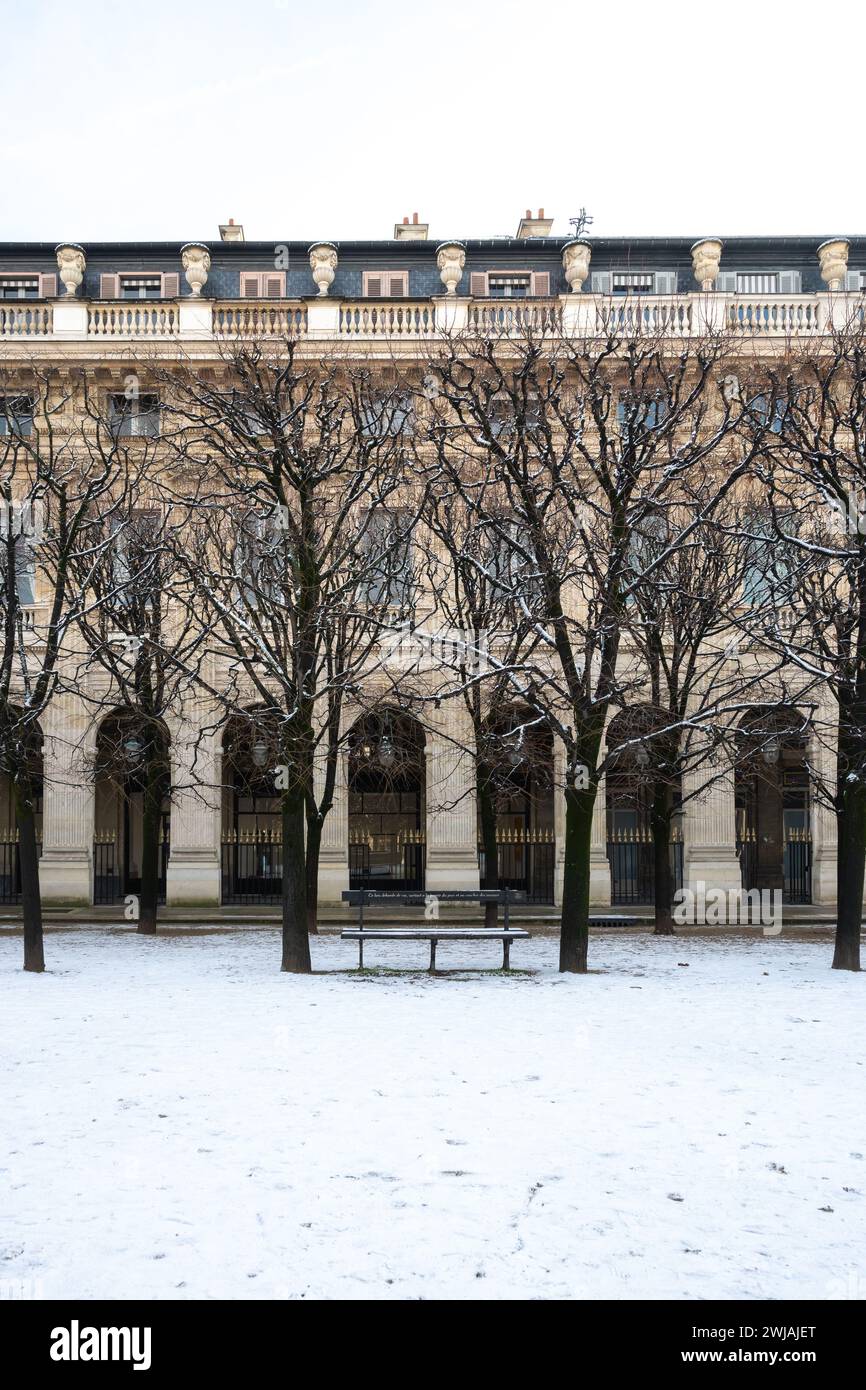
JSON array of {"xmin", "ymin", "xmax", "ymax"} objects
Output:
[
  {"xmin": 612, "ymin": 272, "xmax": 654, "ymax": 296},
  {"xmin": 737, "ymin": 273, "xmax": 778, "ymax": 294},
  {"xmin": 0, "ymin": 276, "xmax": 39, "ymax": 300},
  {"xmin": 488, "ymin": 274, "xmax": 531, "ymax": 299},
  {"xmin": 362, "ymin": 271, "xmax": 409, "ymax": 297},
  {"xmin": 0, "ymin": 274, "xmax": 56, "ymax": 299},
  {"xmin": 120, "ymin": 275, "xmax": 162, "ymax": 300},
  {"xmin": 469, "ymin": 271, "xmax": 551, "ymax": 298}
]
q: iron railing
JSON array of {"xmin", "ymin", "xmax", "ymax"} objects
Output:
[
  {"xmin": 0, "ymin": 833, "xmax": 43, "ymax": 905},
  {"xmin": 92, "ymin": 831, "xmax": 168, "ymax": 905},
  {"xmin": 478, "ymin": 831, "xmax": 555, "ymax": 904},
  {"xmin": 737, "ymin": 828, "xmax": 812, "ymax": 904},
  {"xmin": 349, "ymin": 835, "xmax": 425, "ymax": 893},
  {"xmin": 221, "ymin": 831, "xmax": 282, "ymax": 904},
  {"xmin": 607, "ymin": 828, "xmax": 684, "ymax": 905}
]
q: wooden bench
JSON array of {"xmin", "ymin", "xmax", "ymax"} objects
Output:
[{"xmin": 340, "ymin": 888, "xmax": 530, "ymax": 971}]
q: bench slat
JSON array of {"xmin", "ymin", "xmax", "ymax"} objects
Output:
[{"xmin": 342, "ymin": 929, "xmax": 530, "ymax": 940}]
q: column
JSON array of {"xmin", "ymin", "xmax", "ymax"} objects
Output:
[
  {"xmin": 424, "ymin": 713, "xmax": 479, "ymax": 892},
  {"xmin": 809, "ymin": 708, "xmax": 837, "ymax": 906},
  {"xmin": 316, "ymin": 748, "xmax": 349, "ymax": 904},
  {"xmin": 39, "ymin": 696, "xmax": 95, "ymax": 906},
  {"xmin": 683, "ymin": 758, "xmax": 742, "ymax": 896},
  {"xmin": 166, "ymin": 712, "xmax": 220, "ymax": 906}
]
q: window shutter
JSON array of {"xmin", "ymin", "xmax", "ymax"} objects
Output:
[
  {"xmin": 100, "ymin": 273, "xmax": 119, "ymax": 299},
  {"xmin": 531, "ymin": 272, "xmax": 551, "ymax": 297},
  {"xmin": 590, "ymin": 271, "xmax": 612, "ymax": 294},
  {"xmin": 716, "ymin": 272, "xmax": 737, "ymax": 293},
  {"xmin": 162, "ymin": 273, "xmax": 180, "ymax": 298},
  {"xmin": 262, "ymin": 274, "xmax": 284, "ymax": 298},
  {"xmin": 654, "ymin": 270, "xmax": 677, "ymax": 294},
  {"xmin": 469, "ymin": 272, "xmax": 488, "ymax": 297},
  {"xmin": 388, "ymin": 274, "xmax": 406, "ymax": 297},
  {"xmin": 846, "ymin": 270, "xmax": 863, "ymax": 292},
  {"xmin": 365, "ymin": 275, "xmax": 383, "ymax": 297},
  {"xmin": 39, "ymin": 273, "xmax": 57, "ymax": 298},
  {"xmin": 777, "ymin": 271, "xmax": 801, "ymax": 294},
  {"xmin": 239, "ymin": 274, "xmax": 260, "ymax": 298}
]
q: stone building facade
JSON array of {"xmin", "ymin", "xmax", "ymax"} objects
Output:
[{"xmin": 1, "ymin": 218, "xmax": 860, "ymax": 911}]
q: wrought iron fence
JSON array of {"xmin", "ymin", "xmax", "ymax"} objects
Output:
[
  {"xmin": 221, "ymin": 831, "xmax": 283, "ymax": 904},
  {"xmin": 478, "ymin": 831, "xmax": 555, "ymax": 904},
  {"xmin": 737, "ymin": 828, "xmax": 812, "ymax": 904},
  {"xmin": 349, "ymin": 834, "xmax": 425, "ymax": 892},
  {"xmin": 92, "ymin": 831, "xmax": 168, "ymax": 905},
  {"xmin": 607, "ymin": 828, "xmax": 684, "ymax": 905},
  {"xmin": 0, "ymin": 831, "xmax": 43, "ymax": 905}
]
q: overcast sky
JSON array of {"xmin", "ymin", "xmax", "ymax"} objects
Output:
[{"xmin": 1, "ymin": 0, "xmax": 859, "ymax": 244}]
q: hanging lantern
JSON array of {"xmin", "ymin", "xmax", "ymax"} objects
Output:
[{"xmin": 252, "ymin": 739, "xmax": 268, "ymax": 768}]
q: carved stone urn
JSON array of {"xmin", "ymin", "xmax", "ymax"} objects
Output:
[
  {"xmin": 436, "ymin": 242, "xmax": 466, "ymax": 296},
  {"xmin": 54, "ymin": 243, "xmax": 86, "ymax": 297},
  {"xmin": 309, "ymin": 242, "xmax": 338, "ymax": 296},
  {"xmin": 691, "ymin": 238, "xmax": 723, "ymax": 290},
  {"xmin": 180, "ymin": 243, "xmax": 211, "ymax": 296},
  {"xmin": 817, "ymin": 238, "xmax": 850, "ymax": 291},
  {"xmin": 561, "ymin": 239, "xmax": 592, "ymax": 293}
]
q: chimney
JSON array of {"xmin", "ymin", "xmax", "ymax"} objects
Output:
[
  {"xmin": 219, "ymin": 218, "xmax": 245, "ymax": 242},
  {"xmin": 394, "ymin": 212, "xmax": 429, "ymax": 241},
  {"xmin": 517, "ymin": 207, "xmax": 553, "ymax": 239}
]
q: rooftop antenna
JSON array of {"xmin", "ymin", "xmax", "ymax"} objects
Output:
[{"xmin": 568, "ymin": 208, "xmax": 594, "ymax": 240}]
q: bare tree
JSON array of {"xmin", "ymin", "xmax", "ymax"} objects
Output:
[
  {"xmin": 417, "ymin": 322, "xmax": 766, "ymax": 970},
  {"xmin": 0, "ymin": 367, "xmax": 122, "ymax": 970},
  {"xmin": 159, "ymin": 340, "xmax": 422, "ymax": 971},
  {"xmin": 734, "ymin": 326, "xmax": 866, "ymax": 969}
]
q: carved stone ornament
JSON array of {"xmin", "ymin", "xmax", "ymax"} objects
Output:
[
  {"xmin": 180, "ymin": 243, "xmax": 211, "ymax": 297},
  {"xmin": 561, "ymin": 239, "xmax": 592, "ymax": 293},
  {"xmin": 309, "ymin": 242, "xmax": 338, "ymax": 296},
  {"xmin": 436, "ymin": 242, "xmax": 466, "ymax": 296},
  {"xmin": 55, "ymin": 243, "xmax": 86, "ymax": 297}
]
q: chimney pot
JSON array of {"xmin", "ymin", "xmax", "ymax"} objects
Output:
[
  {"xmin": 525, "ymin": 208, "xmax": 531, "ymax": 219},
  {"xmin": 412, "ymin": 212, "xmax": 418, "ymax": 224},
  {"xmin": 538, "ymin": 208, "xmax": 544, "ymax": 218},
  {"xmin": 403, "ymin": 216, "xmax": 409, "ymax": 224}
]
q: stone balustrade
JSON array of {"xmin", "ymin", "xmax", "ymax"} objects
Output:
[{"xmin": 1, "ymin": 291, "xmax": 859, "ymax": 344}]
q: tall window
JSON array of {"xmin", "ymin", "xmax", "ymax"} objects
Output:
[
  {"xmin": 0, "ymin": 395, "xmax": 34, "ymax": 438},
  {"xmin": 360, "ymin": 508, "xmax": 414, "ymax": 610},
  {"xmin": 736, "ymin": 273, "xmax": 778, "ymax": 294},
  {"xmin": 617, "ymin": 393, "xmax": 668, "ymax": 441},
  {"xmin": 109, "ymin": 393, "xmax": 161, "ymax": 439}
]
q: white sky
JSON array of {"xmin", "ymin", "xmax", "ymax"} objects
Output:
[{"xmin": 0, "ymin": 0, "xmax": 860, "ymax": 244}]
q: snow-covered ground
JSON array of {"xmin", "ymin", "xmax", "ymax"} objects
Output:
[{"xmin": 1, "ymin": 929, "xmax": 864, "ymax": 1301}]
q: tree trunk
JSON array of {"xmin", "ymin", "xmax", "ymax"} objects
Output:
[
  {"xmin": 15, "ymin": 779, "xmax": 44, "ymax": 973},
  {"xmin": 137, "ymin": 758, "xmax": 162, "ymax": 935},
  {"xmin": 651, "ymin": 781, "xmax": 674, "ymax": 935},
  {"xmin": 282, "ymin": 788, "xmax": 311, "ymax": 972},
  {"xmin": 478, "ymin": 774, "xmax": 499, "ymax": 929},
  {"xmin": 305, "ymin": 810, "xmax": 321, "ymax": 935},
  {"xmin": 559, "ymin": 785, "xmax": 595, "ymax": 973},
  {"xmin": 834, "ymin": 781, "xmax": 865, "ymax": 971}
]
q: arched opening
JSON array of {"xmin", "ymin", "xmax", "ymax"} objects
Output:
[
  {"xmin": 605, "ymin": 707, "xmax": 683, "ymax": 905},
  {"xmin": 220, "ymin": 711, "xmax": 282, "ymax": 904},
  {"xmin": 93, "ymin": 712, "xmax": 170, "ymax": 904},
  {"xmin": 736, "ymin": 706, "xmax": 812, "ymax": 903},
  {"xmin": 348, "ymin": 710, "xmax": 426, "ymax": 891},
  {"xmin": 477, "ymin": 707, "xmax": 555, "ymax": 904},
  {"xmin": 0, "ymin": 720, "xmax": 43, "ymax": 905}
]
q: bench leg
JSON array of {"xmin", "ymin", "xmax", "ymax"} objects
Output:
[
  {"xmin": 429, "ymin": 938, "xmax": 437, "ymax": 973},
  {"xmin": 358, "ymin": 937, "xmax": 364, "ymax": 971},
  {"xmin": 503, "ymin": 938, "xmax": 511, "ymax": 971}
]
